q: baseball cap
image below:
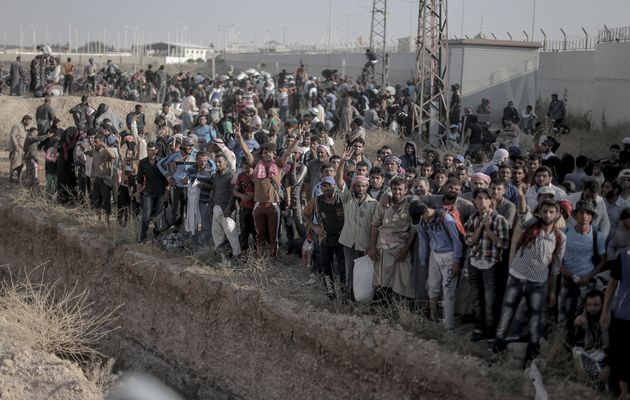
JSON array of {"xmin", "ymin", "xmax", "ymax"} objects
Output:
[
  {"xmin": 183, "ymin": 137, "xmax": 195, "ymax": 146},
  {"xmin": 558, "ymin": 200, "xmax": 573, "ymax": 216},
  {"xmin": 622, "ymin": 137, "xmax": 630, "ymax": 145},
  {"xmin": 105, "ymin": 134, "xmax": 117, "ymax": 146}
]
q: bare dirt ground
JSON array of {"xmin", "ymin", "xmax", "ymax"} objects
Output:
[
  {"xmin": 0, "ymin": 317, "xmax": 102, "ymax": 400},
  {"xmin": 0, "ymin": 95, "xmax": 162, "ymax": 149}
]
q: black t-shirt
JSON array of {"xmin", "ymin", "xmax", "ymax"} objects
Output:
[
  {"xmin": 469, "ymin": 123, "xmax": 482, "ymax": 144},
  {"xmin": 316, "ymin": 195, "xmax": 344, "ymax": 247},
  {"xmin": 145, "ymin": 70, "xmax": 155, "ymax": 83},
  {"xmin": 138, "ymin": 158, "xmax": 167, "ymax": 196}
]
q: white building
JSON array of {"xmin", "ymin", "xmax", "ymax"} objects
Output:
[{"xmin": 147, "ymin": 42, "xmax": 214, "ymax": 64}]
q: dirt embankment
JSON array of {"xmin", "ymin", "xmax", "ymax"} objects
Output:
[
  {"xmin": 0, "ymin": 95, "xmax": 162, "ymax": 149},
  {"xmin": 0, "ymin": 196, "xmax": 516, "ymax": 400},
  {"xmin": 0, "ymin": 319, "xmax": 102, "ymax": 400}
]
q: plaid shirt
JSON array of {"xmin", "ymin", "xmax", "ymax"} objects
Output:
[
  {"xmin": 510, "ymin": 211, "xmax": 566, "ymax": 282},
  {"xmin": 465, "ymin": 210, "xmax": 510, "ymax": 266}
]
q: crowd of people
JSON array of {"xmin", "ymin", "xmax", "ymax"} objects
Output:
[{"xmin": 5, "ymin": 60, "xmax": 630, "ymax": 396}]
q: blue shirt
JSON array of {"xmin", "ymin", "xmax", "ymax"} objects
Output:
[
  {"xmin": 562, "ymin": 226, "xmax": 605, "ymax": 277},
  {"xmin": 505, "ymin": 183, "xmax": 519, "ymax": 205},
  {"xmin": 229, "ymin": 137, "xmax": 260, "ymax": 168},
  {"xmin": 417, "ymin": 212, "xmax": 463, "ymax": 264},
  {"xmin": 611, "ymin": 248, "xmax": 630, "ymax": 320},
  {"xmin": 193, "ymin": 125, "xmax": 216, "ymax": 144}
]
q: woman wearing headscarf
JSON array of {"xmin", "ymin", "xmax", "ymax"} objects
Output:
[{"xmin": 482, "ymin": 148, "xmax": 510, "ymax": 179}]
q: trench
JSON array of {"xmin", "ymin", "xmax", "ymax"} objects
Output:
[{"xmin": 0, "ymin": 196, "xmax": 504, "ymax": 400}]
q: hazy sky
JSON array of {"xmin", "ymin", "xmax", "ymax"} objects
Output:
[{"xmin": 1, "ymin": 0, "xmax": 629, "ymax": 49}]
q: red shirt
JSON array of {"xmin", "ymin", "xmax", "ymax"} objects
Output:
[{"xmin": 236, "ymin": 172, "xmax": 256, "ymax": 209}]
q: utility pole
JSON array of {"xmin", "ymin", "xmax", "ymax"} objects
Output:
[
  {"xmin": 367, "ymin": 0, "xmax": 388, "ymax": 87},
  {"xmin": 412, "ymin": 0, "xmax": 449, "ymax": 147}
]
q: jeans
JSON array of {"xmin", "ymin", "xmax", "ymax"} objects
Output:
[
  {"xmin": 64, "ymin": 74, "xmax": 73, "ymax": 95},
  {"xmin": 285, "ymin": 189, "xmax": 306, "ymax": 240},
  {"xmin": 558, "ymin": 278, "xmax": 595, "ymax": 334},
  {"xmin": 279, "ymin": 106, "xmax": 288, "ymax": 123},
  {"xmin": 469, "ymin": 263, "xmax": 498, "ymax": 335},
  {"xmin": 140, "ymin": 193, "xmax": 165, "ymax": 240},
  {"xmin": 320, "ymin": 243, "xmax": 346, "ymax": 293},
  {"xmin": 45, "ymin": 173, "xmax": 57, "ymax": 196},
  {"xmin": 157, "ymin": 84, "xmax": 167, "ymax": 104},
  {"xmin": 343, "ymin": 246, "xmax": 365, "ymax": 300},
  {"xmin": 495, "ymin": 275, "xmax": 547, "ymax": 358},
  {"xmin": 171, "ymin": 187, "xmax": 187, "ymax": 232},
  {"xmin": 195, "ymin": 202, "xmax": 213, "ymax": 247},
  {"xmin": 428, "ymin": 251, "xmax": 458, "ymax": 329},
  {"xmin": 181, "ymin": 113, "xmax": 193, "ymax": 132}
]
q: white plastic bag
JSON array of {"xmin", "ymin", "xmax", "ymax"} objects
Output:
[{"xmin": 353, "ymin": 255, "xmax": 375, "ymax": 302}]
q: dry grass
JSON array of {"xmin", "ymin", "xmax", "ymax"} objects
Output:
[
  {"xmin": 84, "ymin": 355, "xmax": 117, "ymax": 393},
  {"xmin": 0, "ymin": 264, "xmax": 121, "ymax": 363},
  {"xmin": 9, "ymin": 186, "xmax": 139, "ymax": 245}
]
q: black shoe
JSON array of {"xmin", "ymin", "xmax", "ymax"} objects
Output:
[
  {"xmin": 489, "ymin": 338, "xmax": 506, "ymax": 354},
  {"xmin": 470, "ymin": 330, "xmax": 487, "ymax": 342}
]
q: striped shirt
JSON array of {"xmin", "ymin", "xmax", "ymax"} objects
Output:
[
  {"xmin": 465, "ymin": 210, "xmax": 510, "ymax": 266},
  {"xmin": 509, "ymin": 211, "xmax": 566, "ymax": 283}
]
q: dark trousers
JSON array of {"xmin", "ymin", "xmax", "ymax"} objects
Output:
[
  {"xmin": 495, "ymin": 276, "xmax": 547, "ymax": 358},
  {"xmin": 253, "ymin": 203, "xmax": 280, "ymax": 256},
  {"xmin": 285, "ymin": 189, "xmax": 306, "ymax": 241},
  {"xmin": 239, "ymin": 207, "xmax": 256, "ymax": 251},
  {"xmin": 76, "ymin": 170, "xmax": 90, "ymax": 201},
  {"xmin": 171, "ymin": 187, "xmax": 187, "ymax": 232},
  {"xmin": 469, "ymin": 263, "xmax": 498, "ymax": 336},
  {"xmin": 117, "ymin": 186, "xmax": 139, "ymax": 225},
  {"xmin": 91, "ymin": 177, "xmax": 112, "ymax": 215},
  {"xmin": 140, "ymin": 193, "xmax": 165, "ymax": 240},
  {"xmin": 319, "ymin": 243, "xmax": 345, "ymax": 283},
  {"xmin": 64, "ymin": 74, "xmax": 73, "ymax": 94}
]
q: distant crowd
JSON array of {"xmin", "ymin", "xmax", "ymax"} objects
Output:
[{"xmin": 5, "ymin": 55, "xmax": 630, "ymax": 395}]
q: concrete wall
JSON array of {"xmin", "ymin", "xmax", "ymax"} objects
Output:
[
  {"xmin": 0, "ymin": 53, "xmax": 166, "ymax": 70},
  {"xmin": 222, "ymin": 44, "xmax": 540, "ymax": 125},
  {"xmin": 219, "ymin": 51, "xmax": 417, "ymax": 84},
  {"xmin": 453, "ymin": 45, "xmax": 539, "ymax": 122},
  {"xmin": 592, "ymin": 42, "xmax": 630, "ymax": 128},
  {"xmin": 537, "ymin": 51, "xmax": 596, "ymax": 117}
]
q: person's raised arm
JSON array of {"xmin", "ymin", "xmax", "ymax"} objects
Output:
[
  {"xmin": 518, "ymin": 183, "xmax": 528, "ymax": 214},
  {"xmin": 233, "ymin": 124, "xmax": 254, "ymax": 166},
  {"xmin": 336, "ymin": 147, "xmax": 353, "ymax": 191},
  {"xmin": 279, "ymin": 133, "xmax": 301, "ymax": 167}
]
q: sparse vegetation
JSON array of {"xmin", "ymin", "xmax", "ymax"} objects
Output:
[{"xmin": 0, "ymin": 265, "xmax": 121, "ymax": 363}]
